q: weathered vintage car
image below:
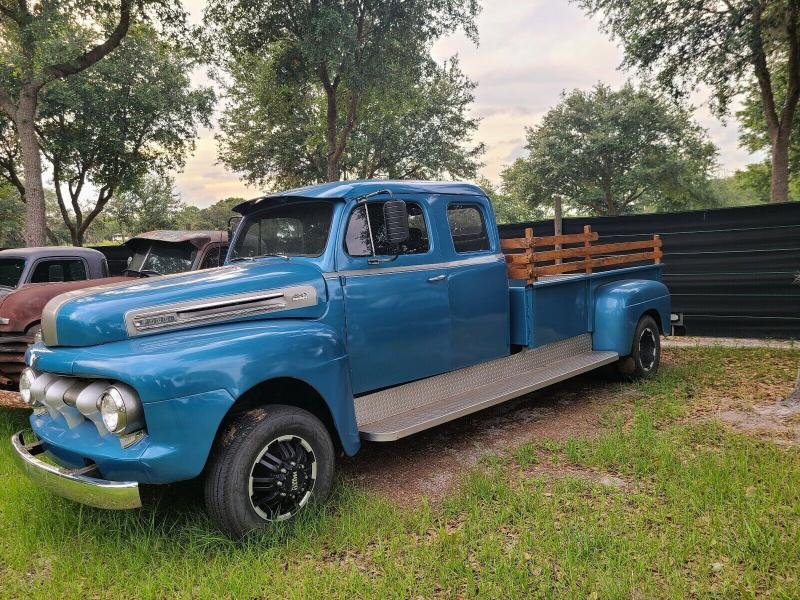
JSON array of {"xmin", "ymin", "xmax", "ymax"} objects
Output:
[
  {"xmin": 0, "ymin": 231, "xmax": 228, "ymax": 387},
  {"xmin": 11, "ymin": 181, "xmax": 670, "ymax": 538}
]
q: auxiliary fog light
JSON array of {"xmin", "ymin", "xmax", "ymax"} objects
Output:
[
  {"xmin": 19, "ymin": 368, "xmax": 37, "ymax": 406},
  {"xmin": 97, "ymin": 385, "xmax": 144, "ymax": 435}
]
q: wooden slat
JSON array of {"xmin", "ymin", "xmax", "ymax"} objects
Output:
[
  {"xmin": 583, "ymin": 225, "xmax": 592, "ymax": 275},
  {"xmin": 500, "ymin": 231, "xmax": 599, "ymax": 250},
  {"xmin": 527, "ymin": 238, "xmax": 661, "ymax": 262},
  {"xmin": 531, "ymin": 251, "xmax": 657, "ymax": 277},
  {"xmin": 507, "ymin": 266, "xmax": 533, "ymax": 280},
  {"xmin": 504, "ymin": 225, "xmax": 661, "ymax": 283}
]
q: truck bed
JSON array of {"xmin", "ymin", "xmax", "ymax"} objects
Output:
[{"xmin": 509, "ymin": 264, "xmax": 665, "ymax": 348}]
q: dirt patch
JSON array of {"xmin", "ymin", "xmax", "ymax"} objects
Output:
[
  {"xmin": 523, "ymin": 463, "xmax": 630, "ymax": 489},
  {"xmin": 715, "ymin": 374, "xmax": 800, "ymax": 445},
  {"xmin": 339, "ymin": 374, "xmax": 626, "ymax": 506},
  {"xmin": 0, "ymin": 390, "xmax": 24, "ymax": 409}
]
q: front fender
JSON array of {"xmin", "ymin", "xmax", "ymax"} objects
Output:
[
  {"xmin": 592, "ymin": 279, "xmax": 671, "ymax": 356},
  {"xmin": 29, "ymin": 320, "xmax": 360, "ymax": 459}
]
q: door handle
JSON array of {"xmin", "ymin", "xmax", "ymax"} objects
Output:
[{"xmin": 427, "ymin": 274, "xmax": 447, "ymax": 283}]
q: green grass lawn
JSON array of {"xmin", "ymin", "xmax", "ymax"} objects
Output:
[{"xmin": 0, "ymin": 347, "xmax": 799, "ymax": 599}]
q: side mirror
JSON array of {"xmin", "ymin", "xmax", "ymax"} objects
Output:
[{"xmin": 383, "ymin": 200, "xmax": 409, "ymax": 244}]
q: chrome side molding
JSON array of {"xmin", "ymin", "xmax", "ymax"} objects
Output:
[{"xmin": 123, "ymin": 284, "xmax": 318, "ymax": 337}]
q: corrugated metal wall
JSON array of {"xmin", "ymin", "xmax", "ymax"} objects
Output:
[{"xmin": 498, "ymin": 202, "xmax": 800, "ymax": 339}]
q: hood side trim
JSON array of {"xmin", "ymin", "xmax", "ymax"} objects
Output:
[
  {"xmin": 123, "ymin": 284, "xmax": 318, "ymax": 338},
  {"xmin": 40, "ymin": 270, "xmax": 226, "ymax": 347}
]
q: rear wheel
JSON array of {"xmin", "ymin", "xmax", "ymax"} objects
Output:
[
  {"xmin": 616, "ymin": 315, "xmax": 661, "ymax": 380},
  {"xmin": 204, "ymin": 405, "xmax": 335, "ymax": 539}
]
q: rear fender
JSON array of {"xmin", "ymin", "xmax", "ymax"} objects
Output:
[{"xmin": 592, "ymin": 279, "xmax": 671, "ymax": 356}]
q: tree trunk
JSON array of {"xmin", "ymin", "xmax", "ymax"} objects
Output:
[
  {"xmin": 771, "ymin": 128, "xmax": 792, "ymax": 203},
  {"xmin": 325, "ymin": 88, "xmax": 339, "ymax": 182},
  {"xmin": 15, "ymin": 89, "xmax": 47, "ymax": 247}
]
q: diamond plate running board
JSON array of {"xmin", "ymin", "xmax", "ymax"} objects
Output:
[{"xmin": 355, "ymin": 334, "xmax": 618, "ymax": 442}]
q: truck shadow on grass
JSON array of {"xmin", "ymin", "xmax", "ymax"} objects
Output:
[{"xmin": 339, "ymin": 372, "xmax": 622, "ymax": 506}]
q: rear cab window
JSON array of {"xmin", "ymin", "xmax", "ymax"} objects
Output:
[
  {"xmin": 447, "ymin": 204, "xmax": 491, "ymax": 253},
  {"xmin": 29, "ymin": 259, "xmax": 87, "ymax": 283}
]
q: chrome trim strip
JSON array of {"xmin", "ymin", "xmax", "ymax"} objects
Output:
[
  {"xmin": 123, "ymin": 284, "xmax": 318, "ymax": 337},
  {"xmin": 324, "ymin": 253, "xmax": 504, "ymax": 279},
  {"xmin": 11, "ymin": 430, "xmax": 142, "ymax": 510}
]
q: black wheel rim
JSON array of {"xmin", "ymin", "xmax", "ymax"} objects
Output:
[
  {"xmin": 248, "ymin": 435, "xmax": 317, "ymax": 521},
  {"xmin": 639, "ymin": 328, "xmax": 657, "ymax": 371}
]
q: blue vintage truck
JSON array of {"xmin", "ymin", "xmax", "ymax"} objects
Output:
[{"xmin": 11, "ymin": 181, "xmax": 669, "ymax": 538}]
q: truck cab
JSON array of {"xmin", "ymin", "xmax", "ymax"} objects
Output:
[{"xmin": 11, "ymin": 181, "xmax": 670, "ymax": 539}]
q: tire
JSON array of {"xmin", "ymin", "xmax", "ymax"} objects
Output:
[
  {"xmin": 616, "ymin": 315, "xmax": 661, "ymax": 380},
  {"xmin": 204, "ymin": 404, "xmax": 335, "ymax": 540}
]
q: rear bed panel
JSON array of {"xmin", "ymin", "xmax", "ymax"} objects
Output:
[{"xmin": 509, "ymin": 264, "xmax": 666, "ymax": 349}]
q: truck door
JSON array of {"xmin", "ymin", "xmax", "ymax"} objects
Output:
[
  {"xmin": 337, "ymin": 199, "xmax": 451, "ymax": 394},
  {"xmin": 444, "ymin": 202, "xmax": 510, "ymax": 370}
]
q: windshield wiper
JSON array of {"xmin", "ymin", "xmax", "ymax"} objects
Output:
[{"xmin": 230, "ymin": 253, "xmax": 290, "ymax": 262}]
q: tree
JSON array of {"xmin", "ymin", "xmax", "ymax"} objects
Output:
[
  {"xmin": 24, "ymin": 25, "xmax": 213, "ymax": 246},
  {"xmin": 174, "ymin": 197, "xmax": 244, "ymax": 231},
  {"xmin": 501, "ymin": 84, "xmax": 718, "ymax": 217},
  {"xmin": 476, "ymin": 176, "xmax": 544, "ymax": 224},
  {"xmin": 0, "ymin": 182, "xmax": 24, "ymax": 248},
  {"xmin": 218, "ymin": 55, "xmax": 484, "ymax": 187},
  {"xmin": 205, "ymin": 0, "xmax": 480, "ymax": 182},
  {"xmin": 106, "ymin": 175, "xmax": 183, "ymax": 239},
  {"xmin": 0, "ymin": 0, "xmax": 183, "ymax": 246},
  {"xmin": 576, "ymin": 0, "xmax": 800, "ymax": 204}
]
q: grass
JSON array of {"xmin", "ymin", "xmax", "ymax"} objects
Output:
[{"xmin": 0, "ymin": 347, "xmax": 799, "ymax": 598}]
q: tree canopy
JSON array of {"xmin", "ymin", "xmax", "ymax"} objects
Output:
[
  {"xmin": 0, "ymin": 0, "xmax": 185, "ymax": 245},
  {"xmin": 575, "ymin": 0, "xmax": 800, "ymax": 204},
  {"xmin": 501, "ymin": 84, "xmax": 718, "ymax": 217},
  {"xmin": 218, "ymin": 55, "xmax": 484, "ymax": 187},
  {"xmin": 0, "ymin": 24, "xmax": 214, "ymax": 246},
  {"xmin": 205, "ymin": 0, "xmax": 480, "ymax": 183}
]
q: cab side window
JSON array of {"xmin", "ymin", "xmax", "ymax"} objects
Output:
[
  {"xmin": 345, "ymin": 202, "xmax": 430, "ymax": 257},
  {"xmin": 29, "ymin": 259, "xmax": 87, "ymax": 283},
  {"xmin": 447, "ymin": 204, "xmax": 490, "ymax": 253}
]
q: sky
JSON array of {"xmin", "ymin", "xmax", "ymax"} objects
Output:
[{"xmin": 177, "ymin": 0, "xmax": 758, "ymax": 208}]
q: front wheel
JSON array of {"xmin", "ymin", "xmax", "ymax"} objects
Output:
[
  {"xmin": 616, "ymin": 315, "xmax": 661, "ymax": 380},
  {"xmin": 204, "ymin": 405, "xmax": 335, "ymax": 539}
]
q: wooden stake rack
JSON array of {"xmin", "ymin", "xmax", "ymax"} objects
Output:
[{"xmin": 501, "ymin": 225, "xmax": 662, "ymax": 284}]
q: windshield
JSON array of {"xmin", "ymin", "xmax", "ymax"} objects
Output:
[
  {"xmin": 231, "ymin": 201, "xmax": 334, "ymax": 260},
  {"xmin": 0, "ymin": 258, "xmax": 25, "ymax": 288},
  {"xmin": 127, "ymin": 241, "xmax": 197, "ymax": 275}
]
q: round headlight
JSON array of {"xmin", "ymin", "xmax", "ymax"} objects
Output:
[
  {"xmin": 19, "ymin": 368, "xmax": 36, "ymax": 406},
  {"xmin": 98, "ymin": 388, "xmax": 126, "ymax": 433},
  {"xmin": 96, "ymin": 384, "xmax": 143, "ymax": 435}
]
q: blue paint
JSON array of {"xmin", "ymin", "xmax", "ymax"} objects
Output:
[
  {"xmin": 22, "ymin": 180, "xmax": 670, "ymax": 491},
  {"xmin": 592, "ymin": 277, "xmax": 671, "ymax": 355}
]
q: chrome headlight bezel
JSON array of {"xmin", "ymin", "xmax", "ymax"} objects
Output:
[
  {"xmin": 97, "ymin": 384, "xmax": 144, "ymax": 435},
  {"xmin": 19, "ymin": 367, "xmax": 37, "ymax": 406}
]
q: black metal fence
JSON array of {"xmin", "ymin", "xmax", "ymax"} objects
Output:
[{"xmin": 499, "ymin": 202, "xmax": 800, "ymax": 339}]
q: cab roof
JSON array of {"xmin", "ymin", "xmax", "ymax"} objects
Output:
[
  {"xmin": 234, "ymin": 180, "xmax": 487, "ymax": 214},
  {"xmin": 0, "ymin": 246, "xmax": 105, "ymax": 260}
]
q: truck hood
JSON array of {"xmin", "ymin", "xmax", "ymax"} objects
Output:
[{"xmin": 41, "ymin": 260, "xmax": 327, "ymax": 348}]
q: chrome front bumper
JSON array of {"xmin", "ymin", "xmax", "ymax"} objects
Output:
[{"xmin": 11, "ymin": 431, "xmax": 141, "ymax": 510}]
